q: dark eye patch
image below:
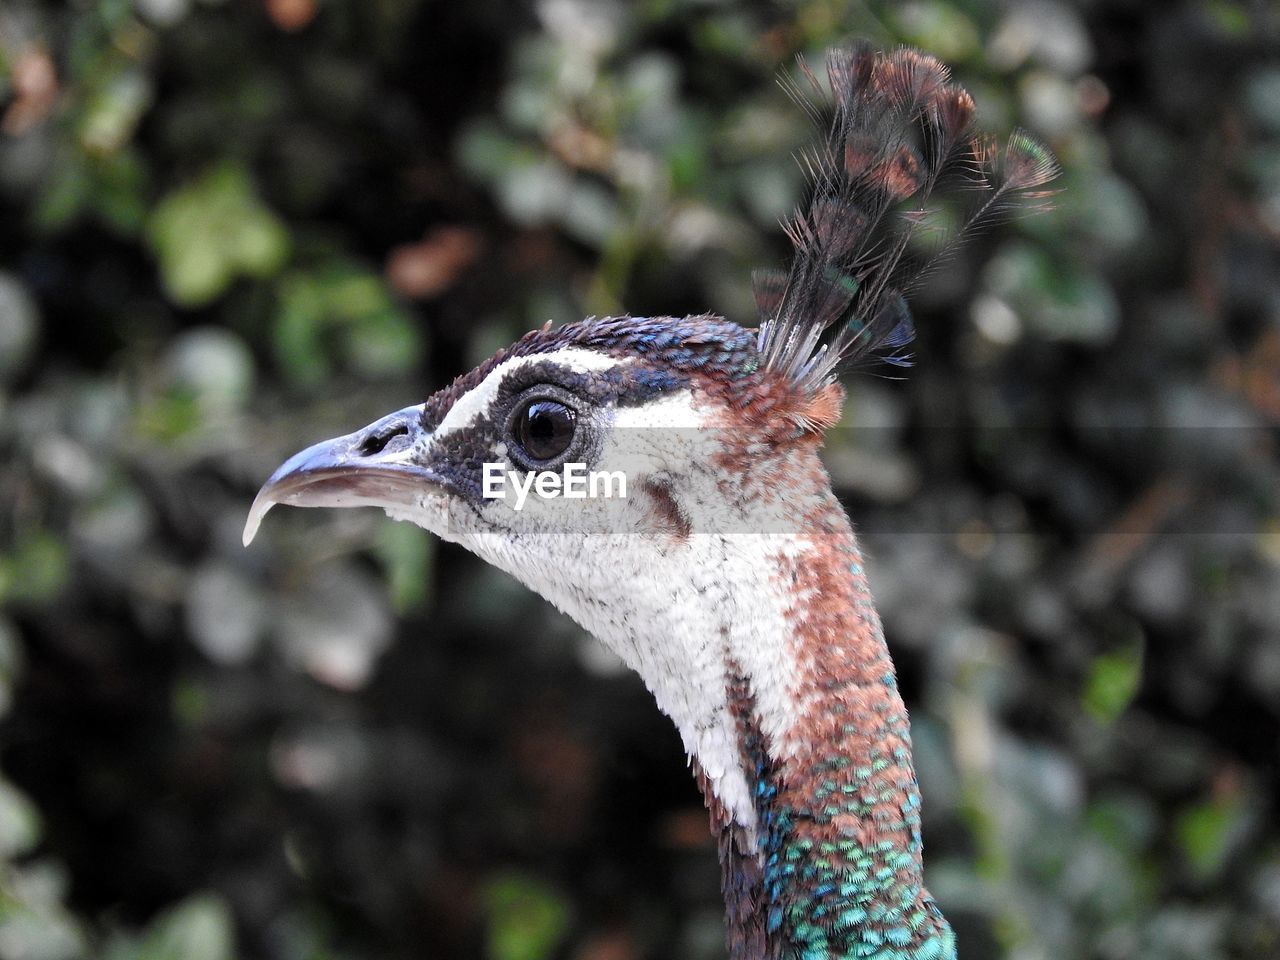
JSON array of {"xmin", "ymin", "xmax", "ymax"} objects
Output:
[
  {"xmin": 494, "ymin": 361, "xmax": 596, "ymax": 407},
  {"xmin": 494, "ymin": 359, "xmax": 691, "ymax": 411},
  {"xmin": 419, "ymin": 354, "xmax": 699, "ymax": 504}
]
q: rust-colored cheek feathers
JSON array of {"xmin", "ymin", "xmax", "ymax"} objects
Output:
[{"xmin": 788, "ymin": 382, "xmax": 845, "ymax": 435}]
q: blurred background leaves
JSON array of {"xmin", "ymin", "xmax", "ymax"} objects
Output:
[{"xmin": 1, "ymin": 1, "xmax": 1278, "ymax": 959}]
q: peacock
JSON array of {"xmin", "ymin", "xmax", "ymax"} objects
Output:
[{"xmin": 244, "ymin": 41, "xmax": 1057, "ymax": 960}]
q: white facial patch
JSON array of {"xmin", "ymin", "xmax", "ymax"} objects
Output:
[
  {"xmin": 433, "ymin": 348, "xmax": 626, "ymax": 441},
  {"xmin": 587, "ymin": 390, "xmax": 721, "ymax": 491},
  {"xmin": 608, "ymin": 391, "xmax": 708, "ymax": 430},
  {"xmin": 458, "ymin": 525, "xmax": 807, "ymax": 847}
]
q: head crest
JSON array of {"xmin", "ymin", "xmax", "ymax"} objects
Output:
[{"xmin": 756, "ymin": 42, "xmax": 1060, "ymax": 394}]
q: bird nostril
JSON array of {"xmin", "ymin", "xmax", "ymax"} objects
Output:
[{"xmin": 359, "ymin": 424, "xmax": 408, "ymax": 457}]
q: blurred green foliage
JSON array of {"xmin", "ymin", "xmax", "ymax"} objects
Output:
[
  {"xmin": 147, "ymin": 163, "xmax": 290, "ymax": 306},
  {"xmin": 483, "ymin": 873, "xmax": 570, "ymax": 960},
  {"xmin": 1082, "ymin": 638, "xmax": 1143, "ymax": 725},
  {"xmin": 102, "ymin": 896, "xmax": 236, "ymax": 960},
  {"xmin": 1, "ymin": 1, "xmax": 1278, "ymax": 959}
]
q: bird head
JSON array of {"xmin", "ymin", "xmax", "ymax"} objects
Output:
[
  {"xmin": 246, "ymin": 313, "xmax": 844, "ymax": 557},
  {"xmin": 245, "ymin": 312, "xmax": 849, "ymax": 835}
]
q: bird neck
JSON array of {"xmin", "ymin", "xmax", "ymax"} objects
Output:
[
  {"xmin": 455, "ymin": 433, "xmax": 954, "ymax": 959},
  {"xmin": 702, "ymin": 487, "xmax": 955, "ymax": 960}
]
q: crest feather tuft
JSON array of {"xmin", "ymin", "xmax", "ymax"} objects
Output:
[{"xmin": 756, "ymin": 42, "xmax": 1060, "ymax": 394}]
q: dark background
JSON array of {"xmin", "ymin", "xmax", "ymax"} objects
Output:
[{"xmin": 1, "ymin": 1, "xmax": 1278, "ymax": 958}]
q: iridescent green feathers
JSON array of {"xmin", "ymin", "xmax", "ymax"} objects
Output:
[{"xmin": 755, "ymin": 42, "xmax": 1059, "ymax": 394}]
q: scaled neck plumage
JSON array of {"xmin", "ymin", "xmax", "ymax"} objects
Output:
[{"xmin": 700, "ymin": 482, "xmax": 955, "ymax": 960}]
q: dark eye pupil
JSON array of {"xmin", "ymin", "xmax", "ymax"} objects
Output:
[{"xmin": 515, "ymin": 399, "xmax": 575, "ymax": 461}]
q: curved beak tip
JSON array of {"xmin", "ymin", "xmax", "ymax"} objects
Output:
[{"xmin": 242, "ymin": 493, "xmax": 275, "ymax": 547}]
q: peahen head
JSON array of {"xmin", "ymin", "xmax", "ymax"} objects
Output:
[
  {"xmin": 246, "ymin": 42, "xmax": 1057, "ymax": 960},
  {"xmin": 244, "ymin": 312, "xmax": 801, "ymax": 549},
  {"xmin": 244, "ymin": 308, "xmax": 851, "ymax": 825}
]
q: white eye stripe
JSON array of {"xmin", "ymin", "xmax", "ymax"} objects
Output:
[
  {"xmin": 608, "ymin": 392, "xmax": 706, "ymax": 430},
  {"xmin": 433, "ymin": 348, "xmax": 626, "ymax": 440}
]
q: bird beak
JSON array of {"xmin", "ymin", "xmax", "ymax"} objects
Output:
[{"xmin": 243, "ymin": 404, "xmax": 438, "ymax": 547}]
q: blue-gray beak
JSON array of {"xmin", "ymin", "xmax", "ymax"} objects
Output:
[{"xmin": 243, "ymin": 404, "xmax": 435, "ymax": 546}]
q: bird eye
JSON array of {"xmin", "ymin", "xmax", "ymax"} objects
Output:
[{"xmin": 511, "ymin": 398, "xmax": 576, "ymax": 463}]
